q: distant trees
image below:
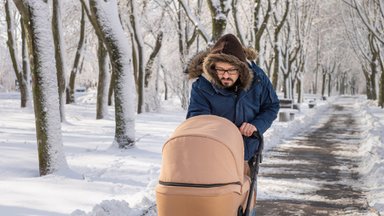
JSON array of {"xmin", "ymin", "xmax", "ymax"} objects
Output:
[
  {"xmin": 3, "ymin": 0, "xmax": 384, "ymax": 173},
  {"xmin": 3, "ymin": 0, "xmax": 384, "ymax": 110},
  {"xmin": 343, "ymin": 0, "xmax": 384, "ymax": 107}
]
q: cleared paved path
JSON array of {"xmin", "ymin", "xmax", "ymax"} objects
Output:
[{"xmin": 256, "ymin": 96, "xmax": 378, "ymax": 216}]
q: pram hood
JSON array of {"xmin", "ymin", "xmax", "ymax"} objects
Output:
[{"xmin": 159, "ymin": 115, "xmax": 245, "ymax": 186}]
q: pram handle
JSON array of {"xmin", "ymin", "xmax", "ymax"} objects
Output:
[
  {"xmin": 243, "ymin": 131, "xmax": 264, "ymax": 216},
  {"xmin": 253, "ymin": 131, "xmax": 263, "ymax": 164}
]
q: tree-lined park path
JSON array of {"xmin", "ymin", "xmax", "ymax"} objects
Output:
[{"xmin": 256, "ymin": 96, "xmax": 380, "ymax": 216}]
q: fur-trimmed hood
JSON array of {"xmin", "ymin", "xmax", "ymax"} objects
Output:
[{"xmin": 184, "ymin": 34, "xmax": 258, "ymax": 91}]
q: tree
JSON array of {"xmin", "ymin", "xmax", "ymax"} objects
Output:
[
  {"xmin": 52, "ymin": 0, "xmax": 66, "ymax": 121},
  {"xmin": 20, "ymin": 15, "xmax": 31, "ymax": 103},
  {"xmin": 178, "ymin": 0, "xmax": 209, "ymax": 43},
  {"xmin": 168, "ymin": 0, "xmax": 205, "ymax": 109},
  {"xmin": 343, "ymin": 0, "xmax": 381, "ymax": 102},
  {"xmin": 13, "ymin": 0, "xmax": 69, "ymax": 176},
  {"xmin": 145, "ymin": 31, "xmax": 164, "ymax": 88},
  {"xmin": 89, "ymin": 0, "xmax": 136, "ymax": 148},
  {"xmin": 252, "ymin": 0, "xmax": 272, "ymax": 64},
  {"xmin": 96, "ymin": 37, "xmax": 110, "ymax": 119},
  {"xmin": 344, "ymin": 0, "xmax": 384, "ymax": 107},
  {"xmin": 5, "ymin": 0, "xmax": 31, "ymax": 108},
  {"xmin": 66, "ymin": 4, "xmax": 87, "ymax": 104},
  {"xmin": 320, "ymin": 61, "xmax": 338, "ymax": 98},
  {"xmin": 129, "ymin": 0, "xmax": 145, "ymax": 114},
  {"xmin": 231, "ymin": 0, "xmax": 245, "ymax": 45},
  {"xmin": 280, "ymin": 20, "xmax": 300, "ymax": 99},
  {"xmin": 291, "ymin": 1, "xmax": 316, "ymax": 102},
  {"xmin": 206, "ymin": 0, "xmax": 230, "ymax": 42},
  {"xmin": 271, "ymin": 0, "xmax": 290, "ymax": 90},
  {"xmin": 367, "ymin": 33, "xmax": 379, "ymax": 100},
  {"xmin": 77, "ymin": 2, "xmax": 111, "ymax": 117}
]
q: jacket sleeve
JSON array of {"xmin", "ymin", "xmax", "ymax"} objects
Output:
[
  {"xmin": 186, "ymin": 80, "xmax": 212, "ymax": 119},
  {"xmin": 250, "ymin": 66, "xmax": 280, "ymax": 134}
]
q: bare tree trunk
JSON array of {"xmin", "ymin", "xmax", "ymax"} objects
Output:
[
  {"xmin": 13, "ymin": 0, "xmax": 68, "ymax": 176},
  {"xmin": 296, "ymin": 79, "xmax": 302, "ymax": 103},
  {"xmin": 108, "ymin": 70, "xmax": 115, "ymax": 106},
  {"xmin": 321, "ymin": 69, "xmax": 326, "ymax": 98},
  {"xmin": 177, "ymin": 2, "xmax": 189, "ymax": 110},
  {"xmin": 378, "ymin": 51, "xmax": 384, "ymax": 108},
  {"xmin": 368, "ymin": 32, "xmax": 379, "ymax": 100},
  {"xmin": 175, "ymin": 0, "xmax": 204, "ymax": 109},
  {"xmin": 96, "ymin": 38, "xmax": 110, "ymax": 119},
  {"xmin": 78, "ymin": 1, "xmax": 115, "ymax": 108},
  {"xmin": 379, "ymin": 71, "xmax": 384, "ymax": 108},
  {"xmin": 160, "ymin": 64, "xmax": 169, "ymax": 101},
  {"xmin": 89, "ymin": 0, "xmax": 136, "ymax": 148},
  {"xmin": 5, "ymin": 0, "xmax": 30, "ymax": 108},
  {"xmin": 282, "ymin": 73, "xmax": 289, "ymax": 98},
  {"xmin": 206, "ymin": 0, "xmax": 230, "ymax": 42},
  {"xmin": 164, "ymin": 76, "xmax": 168, "ymax": 101},
  {"xmin": 253, "ymin": 0, "xmax": 272, "ymax": 64},
  {"xmin": 231, "ymin": 0, "xmax": 244, "ymax": 44},
  {"xmin": 369, "ymin": 56, "xmax": 378, "ymax": 100},
  {"xmin": 67, "ymin": 5, "xmax": 86, "ymax": 104},
  {"xmin": 21, "ymin": 17, "xmax": 31, "ymax": 106},
  {"xmin": 52, "ymin": 0, "xmax": 66, "ymax": 121},
  {"xmin": 271, "ymin": 0, "xmax": 290, "ymax": 90},
  {"xmin": 145, "ymin": 31, "xmax": 163, "ymax": 87},
  {"xmin": 362, "ymin": 66, "xmax": 373, "ymax": 99},
  {"xmin": 129, "ymin": 0, "xmax": 145, "ymax": 114},
  {"xmin": 271, "ymin": 45, "xmax": 280, "ymax": 90},
  {"xmin": 125, "ymin": 17, "xmax": 138, "ymax": 86},
  {"xmin": 313, "ymin": 35, "xmax": 321, "ymax": 95},
  {"xmin": 327, "ymin": 73, "xmax": 332, "ymax": 97}
]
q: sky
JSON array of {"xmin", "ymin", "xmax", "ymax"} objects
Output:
[{"xmin": 0, "ymin": 91, "xmax": 383, "ymax": 216}]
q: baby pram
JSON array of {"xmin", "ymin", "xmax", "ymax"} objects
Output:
[{"xmin": 156, "ymin": 115, "xmax": 263, "ymax": 216}]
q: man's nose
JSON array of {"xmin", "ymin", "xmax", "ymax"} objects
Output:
[{"xmin": 222, "ymin": 72, "xmax": 230, "ymax": 78}]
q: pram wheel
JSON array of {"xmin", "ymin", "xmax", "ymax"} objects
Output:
[{"xmin": 237, "ymin": 206, "xmax": 243, "ymax": 216}]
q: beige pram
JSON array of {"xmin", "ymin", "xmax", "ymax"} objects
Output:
[{"xmin": 156, "ymin": 115, "xmax": 262, "ymax": 216}]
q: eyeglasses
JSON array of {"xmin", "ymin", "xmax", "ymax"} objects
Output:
[{"xmin": 215, "ymin": 68, "xmax": 239, "ymax": 75}]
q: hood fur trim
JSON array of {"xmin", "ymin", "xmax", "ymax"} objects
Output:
[
  {"xmin": 185, "ymin": 47, "xmax": 258, "ymax": 91},
  {"xmin": 203, "ymin": 53, "xmax": 253, "ymax": 90},
  {"xmin": 184, "ymin": 50, "xmax": 210, "ymax": 79}
]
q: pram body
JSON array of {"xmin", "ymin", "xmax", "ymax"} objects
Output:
[{"xmin": 156, "ymin": 115, "xmax": 256, "ymax": 216}]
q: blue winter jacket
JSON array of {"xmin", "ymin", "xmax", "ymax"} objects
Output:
[{"xmin": 187, "ymin": 61, "xmax": 280, "ymax": 160}]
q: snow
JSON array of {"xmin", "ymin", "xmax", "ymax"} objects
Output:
[
  {"xmin": 0, "ymin": 92, "xmax": 383, "ymax": 215},
  {"xmin": 358, "ymin": 100, "xmax": 384, "ymax": 212}
]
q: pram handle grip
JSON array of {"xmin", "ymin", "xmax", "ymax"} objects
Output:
[{"xmin": 243, "ymin": 131, "xmax": 264, "ymax": 216}]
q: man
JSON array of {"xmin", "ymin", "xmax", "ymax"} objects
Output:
[{"xmin": 186, "ymin": 33, "xmax": 279, "ymax": 161}]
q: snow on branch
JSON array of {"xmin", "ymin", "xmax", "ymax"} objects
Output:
[{"xmin": 178, "ymin": 0, "xmax": 210, "ymax": 43}]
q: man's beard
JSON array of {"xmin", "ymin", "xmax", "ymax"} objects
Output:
[{"xmin": 221, "ymin": 78, "xmax": 234, "ymax": 87}]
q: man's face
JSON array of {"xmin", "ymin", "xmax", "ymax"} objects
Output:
[{"xmin": 215, "ymin": 62, "xmax": 239, "ymax": 87}]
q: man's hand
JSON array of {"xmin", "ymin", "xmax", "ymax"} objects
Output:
[{"xmin": 239, "ymin": 122, "xmax": 257, "ymax": 137}]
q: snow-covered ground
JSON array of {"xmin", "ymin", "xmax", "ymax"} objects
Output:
[{"xmin": 0, "ymin": 92, "xmax": 383, "ymax": 215}]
